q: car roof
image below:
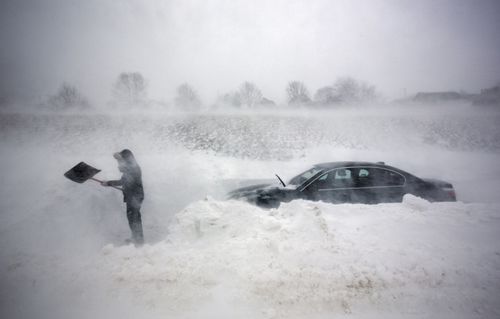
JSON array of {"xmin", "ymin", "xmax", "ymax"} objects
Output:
[{"xmin": 313, "ymin": 161, "xmax": 389, "ymax": 169}]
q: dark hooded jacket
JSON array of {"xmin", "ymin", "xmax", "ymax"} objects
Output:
[{"xmin": 108, "ymin": 149, "xmax": 144, "ymax": 203}]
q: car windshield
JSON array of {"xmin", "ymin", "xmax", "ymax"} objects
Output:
[{"xmin": 288, "ymin": 167, "xmax": 323, "ymax": 186}]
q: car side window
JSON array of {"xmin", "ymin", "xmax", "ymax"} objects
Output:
[
  {"xmin": 314, "ymin": 168, "xmax": 354, "ymax": 189},
  {"xmin": 356, "ymin": 168, "xmax": 373, "ymax": 187},
  {"xmin": 372, "ymin": 168, "xmax": 405, "ymax": 186},
  {"xmin": 333, "ymin": 169, "xmax": 353, "ymax": 187}
]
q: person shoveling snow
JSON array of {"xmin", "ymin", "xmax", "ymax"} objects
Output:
[
  {"xmin": 64, "ymin": 149, "xmax": 145, "ymax": 246},
  {"xmin": 101, "ymin": 149, "xmax": 145, "ymax": 246}
]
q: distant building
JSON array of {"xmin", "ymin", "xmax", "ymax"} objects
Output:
[
  {"xmin": 413, "ymin": 91, "xmax": 462, "ymax": 103},
  {"xmin": 473, "ymin": 86, "xmax": 500, "ymax": 106},
  {"xmin": 260, "ymin": 97, "xmax": 276, "ymax": 106}
]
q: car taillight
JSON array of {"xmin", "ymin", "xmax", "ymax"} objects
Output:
[{"xmin": 442, "ymin": 187, "xmax": 456, "ymax": 201}]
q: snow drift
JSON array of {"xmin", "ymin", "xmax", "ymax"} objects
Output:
[
  {"xmin": 95, "ymin": 196, "xmax": 500, "ymax": 318},
  {"xmin": 1, "ymin": 106, "xmax": 500, "ymax": 318},
  {"xmin": 3, "ymin": 196, "xmax": 499, "ymax": 319}
]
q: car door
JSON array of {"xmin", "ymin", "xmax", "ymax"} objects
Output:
[
  {"xmin": 350, "ymin": 168, "xmax": 376, "ymax": 203},
  {"xmin": 351, "ymin": 167, "xmax": 406, "ymax": 203},
  {"xmin": 301, "ymin": 168, "xmax": 355, "ymax": 203},
  {"xmin": 372, "ymin": 168, "xmax": 407, "ymax": 202}
]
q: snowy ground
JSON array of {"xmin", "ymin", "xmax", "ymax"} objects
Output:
[{"xmin": 1, "ymin": 105, "xmax": 500, "ymax": 318}]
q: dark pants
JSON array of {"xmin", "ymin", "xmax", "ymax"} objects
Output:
[{"xmin": 126, "ymin": 198, "xmax": 144, "ymax": 245}]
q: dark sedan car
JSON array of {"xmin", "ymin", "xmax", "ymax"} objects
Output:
[{"xmin": 228, "ymin": 161, "xmax": 456, "ymax": 208}]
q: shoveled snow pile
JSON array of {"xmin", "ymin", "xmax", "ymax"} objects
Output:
[{"xmin": 64, "ymin": 195, "xmax": 500, "ymax": 319}]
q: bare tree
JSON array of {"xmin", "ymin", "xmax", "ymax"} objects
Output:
[
  {"xmin": 175, "ymin": 83, "xmax": 201, "ymax": 110},
  {"xmin": 314, "ymin": 86, "xmax": 339, "ymax": 105},
  {"xmin": 215, "ymin": 91, "xmax": 241, "ymax": 108},
  {"xmin": 360, "ymin": 84, "xmax": 377, "ymax": 102},
  {"xmin": 332, "ymin": 77, "xmax": 378, "ymax": 104},
  {"xmin": 112, "ymin": 72, "xmax": 147, "ymax": 106},
  {"xmin": 238, "ymin": 82, "xmax": 263, "ymax": 108},
  {"xmin": 48, "ymin": 83, "xmax": 90, "ymax": 110},
  {"xmin": 286, "ymin": 81, "xmax": 311, "ymax": 105},
  {"xmin": 215, "ymin": 82, "xmax": 269, "ymax": 108}
]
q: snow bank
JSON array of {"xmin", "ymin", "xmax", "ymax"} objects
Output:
[{"xmin": 81, "ymin": 198, "xmax": 500, "ymax": 318}]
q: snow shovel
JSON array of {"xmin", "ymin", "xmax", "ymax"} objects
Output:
[{"xmin": 64, "ymin": 162, "xmax": 122, "ymax": 191}]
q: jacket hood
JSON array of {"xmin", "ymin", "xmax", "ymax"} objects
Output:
[{"xmin": 114, "ymin": 149, "xmax": 137, "ymax": 166}]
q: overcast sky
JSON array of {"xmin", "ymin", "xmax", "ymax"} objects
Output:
[{"xmin": 1, "ymin": 0, "xmax": 499, "ymax": 105}]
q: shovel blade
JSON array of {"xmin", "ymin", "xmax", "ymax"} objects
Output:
[{"xmin": 64, "ymin": 162, "xmax": 101, "ymax": 183}]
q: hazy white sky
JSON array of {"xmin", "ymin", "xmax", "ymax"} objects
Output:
[{"xmin": 1, "ymin": 0, "xmax": 499, "ymax": 104}]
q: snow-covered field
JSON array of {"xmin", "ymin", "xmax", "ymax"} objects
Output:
[{"xmin": 1, "ymin": 105, "xmax": 500, "ymax": 318}]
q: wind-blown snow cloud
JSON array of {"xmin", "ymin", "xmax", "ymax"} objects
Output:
[{"xmin": 1, "ymin": 0, "xmax": 500, "ymax": 104}]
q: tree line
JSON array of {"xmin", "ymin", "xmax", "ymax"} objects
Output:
[{"xmin": 45, "ymin": 72, "xmax": 381, "ymax": 111}]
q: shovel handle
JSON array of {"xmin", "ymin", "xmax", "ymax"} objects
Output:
[{"xmin": 90, "ymin": 178, "xmax": 122, "ymax": 191}]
